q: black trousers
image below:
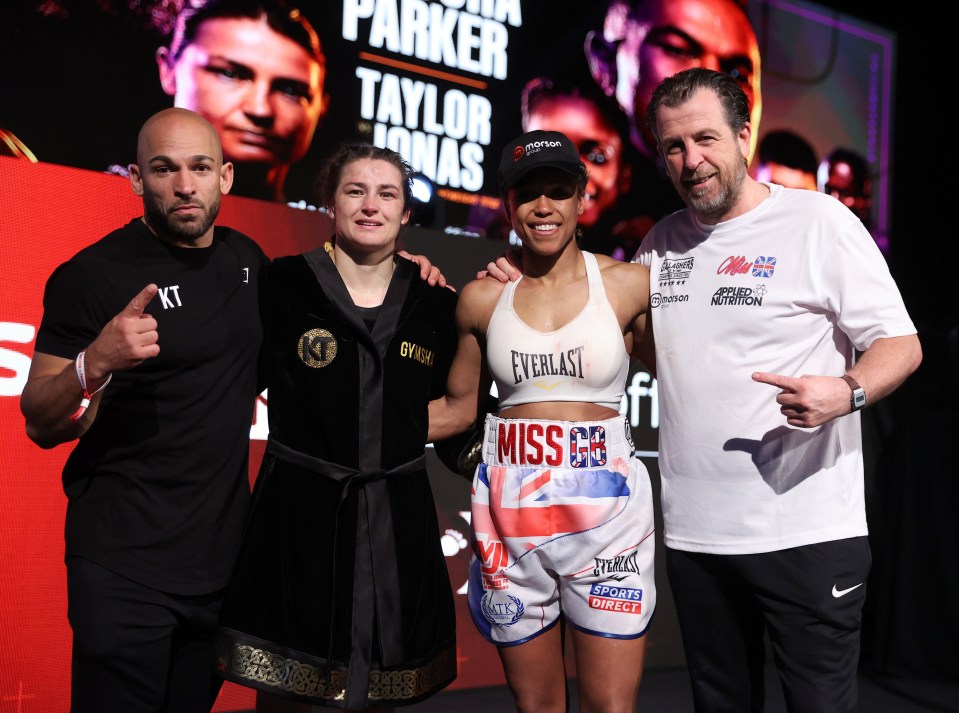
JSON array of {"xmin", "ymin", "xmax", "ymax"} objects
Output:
[
  {"xmin": 67, "ymin": 556, "xmax": 224, "ymax": 713},
  {"xmin": 666, "ymin": 537, "xmax": 871, "ymax": 713}
]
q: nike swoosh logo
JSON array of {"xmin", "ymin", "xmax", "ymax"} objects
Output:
[{"xmin": 832, "ymin": 583, "xmax": 864, "ymax": 598}]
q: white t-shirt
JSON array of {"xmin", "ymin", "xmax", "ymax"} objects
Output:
[{"xmin": 635, "ymin": 183, "xmax": 916, "ymax": 554}]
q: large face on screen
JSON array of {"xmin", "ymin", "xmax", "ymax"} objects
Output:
[
  {"xmin": 612, "ymin": 0, "xmax": 762, "ymax": 159},
  {"xmin": 821, "ymin": 159, "xmax": 871, "ymax": 222},
  {"xmin": 525, "ymin": 95, "xmax": 629, "ymax": 229},
  {"xmin": 755, "ymin": 162, "xmax": 818, "ymax": 191},
  {"xmin": 159, "ymin": 16, "xmax": 326, "ymax": 169}
]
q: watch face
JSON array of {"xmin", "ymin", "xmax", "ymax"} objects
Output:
[
  {"xmin": 852, "ymin": 389, "xmax": 866, "ymax": 409},
  {"xmin": 842, "ymin": 375, "xmax": 866, "ymax": 411}
]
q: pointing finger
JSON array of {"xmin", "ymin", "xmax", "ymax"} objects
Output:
[
  {"xmin": 752, "ymin": 371, "xmax": 798, "ymax": 392},
  {"xmin": 124, "ymin": 284, "xmax": 158, "ymax": 316}
]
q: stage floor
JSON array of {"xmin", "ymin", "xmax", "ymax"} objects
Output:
[{"xmin": 404, "ymin": 665, "xmax": 953, "ymax": 713}]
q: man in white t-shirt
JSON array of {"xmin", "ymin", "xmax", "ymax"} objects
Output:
[
  {"xmin": 485, "ymin": 67, "xmax": 920, "ymax": 713},
  {"xmin": 632, "ymin": 68, "xmax": 921, "ymax": 713}
]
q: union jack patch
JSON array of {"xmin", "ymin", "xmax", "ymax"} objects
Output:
[{"xmin": 752, "ymin": 256, "xmax": 776, "ymax": 278}]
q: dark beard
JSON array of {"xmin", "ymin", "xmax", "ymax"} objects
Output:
[{"xmin": 144, "ymin": 195, "xmax": 221, "ymax": 245}]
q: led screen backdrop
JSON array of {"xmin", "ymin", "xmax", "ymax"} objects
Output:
[
  {"xmin": 4, "ymin": 0, "xmax": 895, "ymax": 241},
  {"xmin": 1, "ymin": 1, "xmax": 895, "ymax": 710}
]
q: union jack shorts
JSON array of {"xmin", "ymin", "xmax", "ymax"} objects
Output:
[{"xmin": 467, "ymin": 415, "xmax": 656, "ymax": 645}]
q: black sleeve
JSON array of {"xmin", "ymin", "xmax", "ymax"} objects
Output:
[{"xmin": 34, "ymin": 258, "xmax": 116, "ymax": 359}]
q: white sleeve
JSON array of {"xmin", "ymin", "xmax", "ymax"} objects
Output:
[{"xmin": 820, "ymin": 214, "xmax": 916, "ymax": 350}]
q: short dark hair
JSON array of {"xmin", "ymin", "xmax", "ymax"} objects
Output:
[
  {"xmin": 521, "ymin": 75, "xmax": 631, "ymax": 142},
  {"xmin": 757, "ymin": 130, "xmax": 818, "ymax": 176},
  {"xmin": 645, "ymin": 68, "xmax": 751, "ymax": 150},
  {"xmin": 168, "ymin": 0, "xmax": 323, "ymax": 65},
  {"xmin": 616, "ymin": 0, "xmax": 749, "ymax": 17},
  {"xmin": 315, "ymin": 143, "xmax": 414, "ymax": 214}
]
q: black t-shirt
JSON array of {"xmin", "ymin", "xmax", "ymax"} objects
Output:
[{"xmin": 35, "ymin": 218, "xmax": 269, "ymax": 594}]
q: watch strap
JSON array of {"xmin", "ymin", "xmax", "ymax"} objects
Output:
[{"xmin": 841, "ymin": 374, "xmax": 866, "ymax": 411}]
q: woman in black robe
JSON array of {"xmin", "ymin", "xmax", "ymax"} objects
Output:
[{"xmin": 216, "ymin": 144, "xmax": 459, "ymax": 711}]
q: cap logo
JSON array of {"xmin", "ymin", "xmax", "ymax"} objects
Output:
[
  {"xmin": 499, "ymin": 131, "xmax": 581, "ymax": 188},
  {"xmin": 514, "ymin": 139, "xmax": 564, "ymax": 163},
  {"xmin": 525, "ymin": 140, "xmax": 563, "ymax": 150}
]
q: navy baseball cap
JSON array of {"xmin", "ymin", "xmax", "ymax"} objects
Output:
[{"xmin": 497, "ymin": 130, "xmax": 585, "ymax": 190}]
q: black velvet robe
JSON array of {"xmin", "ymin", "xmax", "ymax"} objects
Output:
[{"xmin": 216, "ymin": 248, "xmax": 458, "ymax": 708}]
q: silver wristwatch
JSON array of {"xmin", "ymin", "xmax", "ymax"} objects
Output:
[{"xmin": 841, "ymin": 374, "xmax": 866, "ymax": 412}]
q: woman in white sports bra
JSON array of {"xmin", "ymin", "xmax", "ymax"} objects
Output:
[{"xmin": 429, "ymin": 129, "xmax": 655, "ymax": 713}]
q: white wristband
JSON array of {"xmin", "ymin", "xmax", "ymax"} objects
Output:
[{"xmin": 69, "ymin": 350, "xmax": 112, "ymax": 422}]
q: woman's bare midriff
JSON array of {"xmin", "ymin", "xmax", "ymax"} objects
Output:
[{"xmin": 498, "ymin": 401, "xmax": 620, "ymax": 422}]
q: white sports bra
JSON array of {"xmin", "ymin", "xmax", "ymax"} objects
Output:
[{"xmin": 486, "ymin": 251, "xmax": 628, "ymax": 411}]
